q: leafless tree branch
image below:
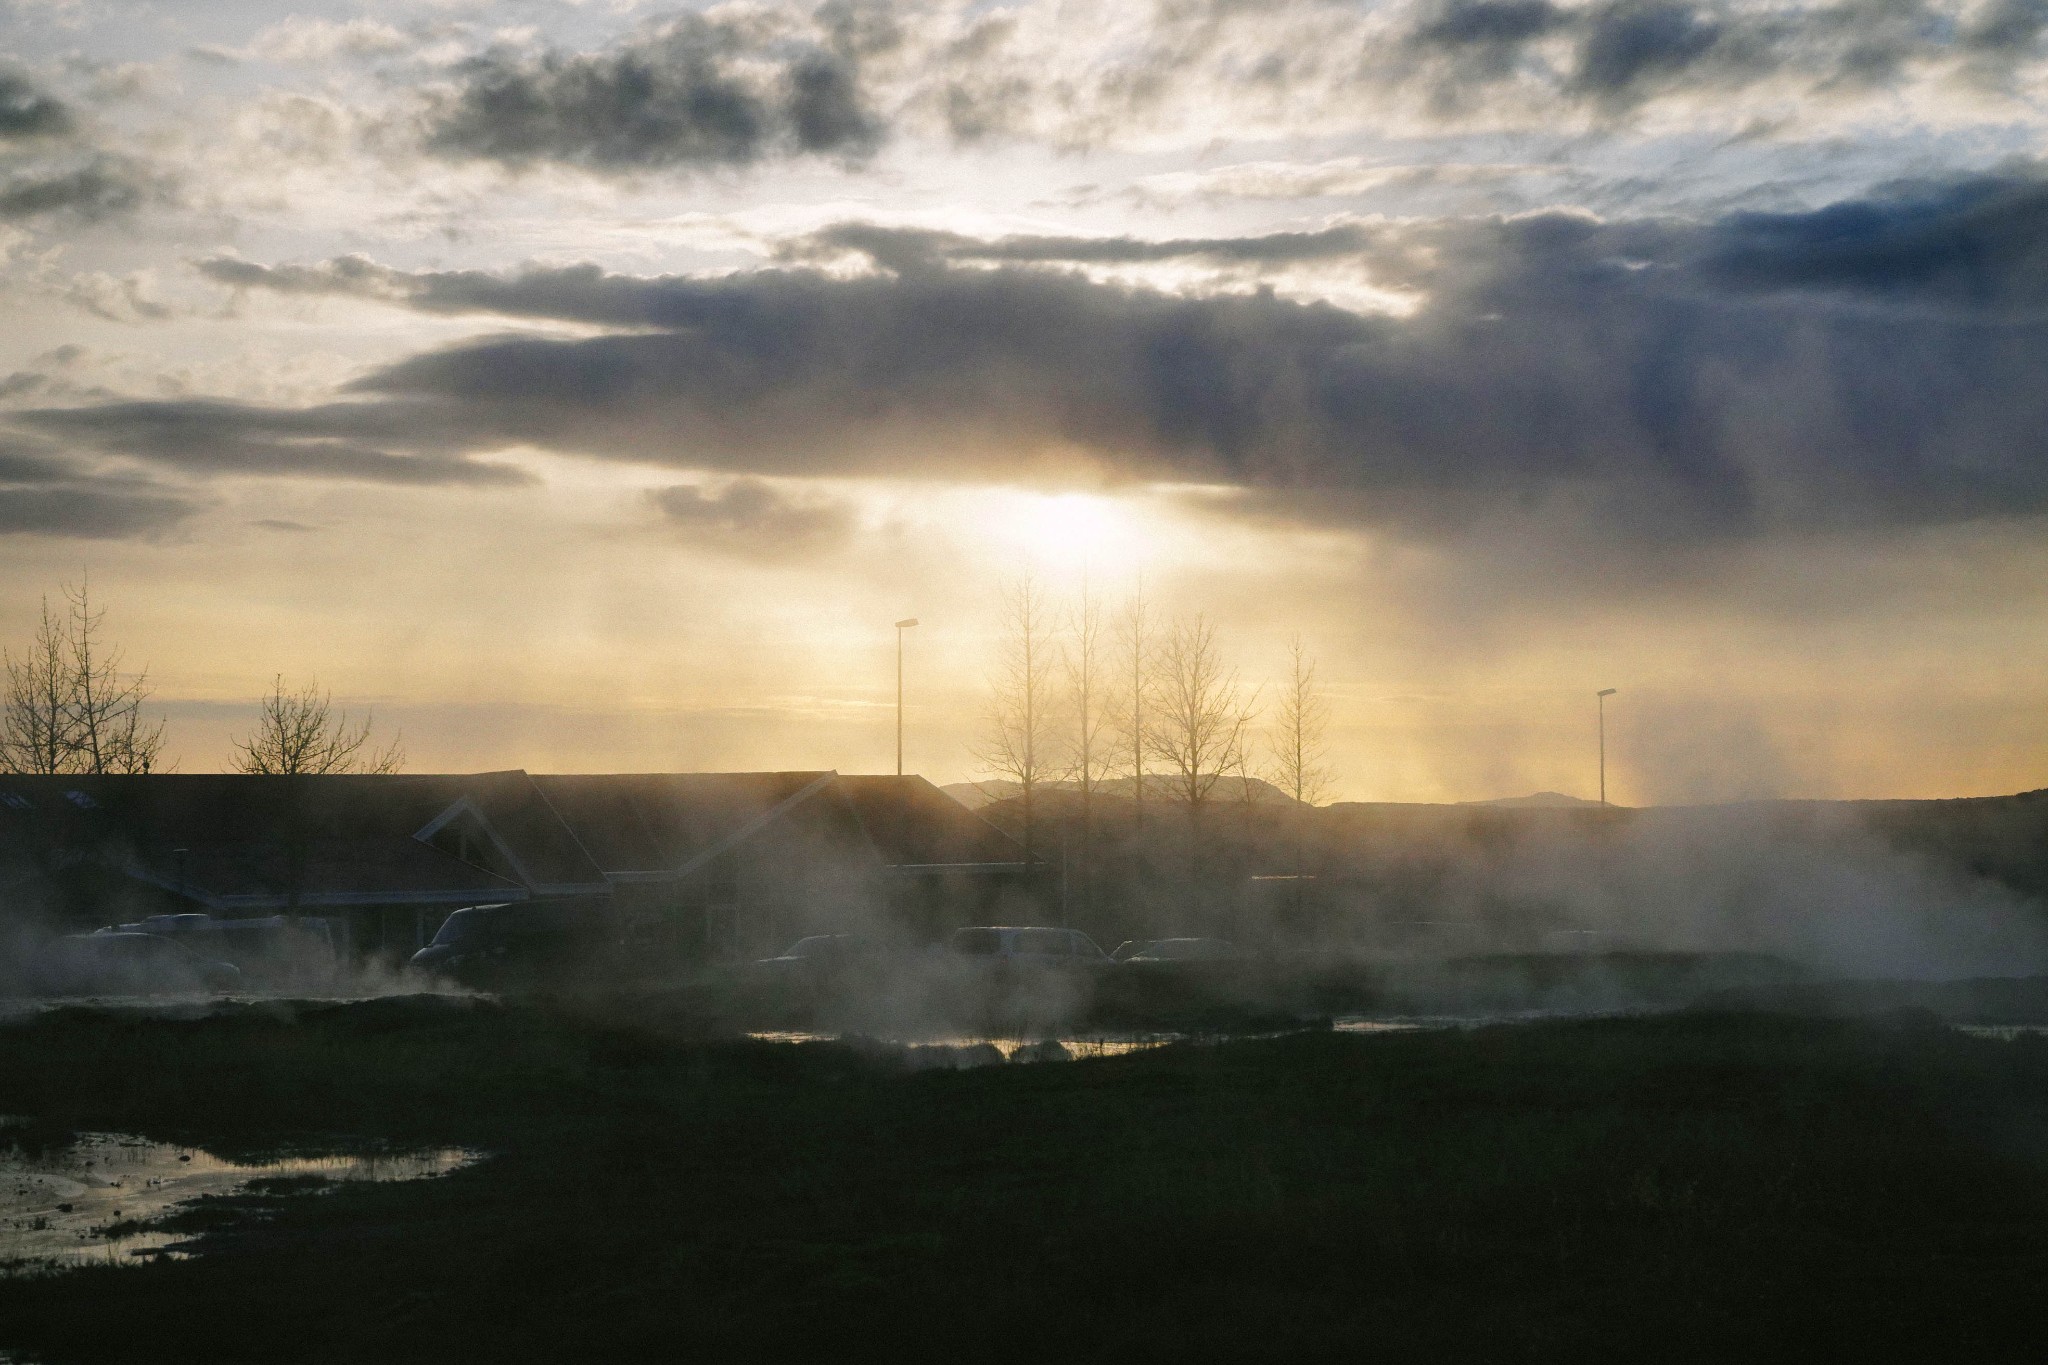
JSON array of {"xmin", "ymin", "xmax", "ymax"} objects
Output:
[{"xmin": 232, "ymin": 675, "xmax": 404, "ymax": 776}]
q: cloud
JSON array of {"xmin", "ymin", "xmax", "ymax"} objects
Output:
[
  {"xmin": 202, "ymin": 221, "xmax": 1425, "ymax": 315},
  {"xmin": 0, "ymin": 66, "xmax": 170, "ymax": 229},
  {"xmin": 0, "ymin": 485, "xmax": 198, "ymax": 539},
  {"xmin": 792, "ymin": 221, "xmax": 1391, "ymax": 270},
  {"xmin": 0, "ymin": 71, "xmax": 71, "ymax": 140},
  {"xmin": 1964, "ymin": 0, "xmax": 2048, "ymax": 62},
  {"xmin": 196, "ymin": 255, "xmax": 697, "ymax": 327},
  {"xmin": 649, "ymin": 477, "xmax": 855, "ymax": 555},
  {"xmin": 417, "ymin": 5, "xmax": 893, "ymax": 174},
  {"xmin": 1390, "ymin": 0, "xmax": 2048, "ymax": 121},
  {"xmin": 147, "ymin": 167, "xmax": 2048, "ymax": 553},
  {"xmin": 0, "ymin": 435, "xmax": 72, "ymax": 483},
  {"xmin": 374, "ymin": 0, "xmax": 2048, "ymax": 175},
  {"xmin": 959, "ymin": 0, "xmax": 2048, "ymax": 141},
  {"xmin": 10, "ymin": 400, "xmax": 536, "ymax": 487},
  {"xmin": 1698, "ymin": 171, "xmax": 2048, "ymax": 313},
  {"xmin": 247, "ymin": 17, "xmax": 413, "ymax": 66},
  {"xmin": 0, "ymin": 158, "xmax": 166, "ymax": 222},
  {"xmin": 1110, "ymin": 157, "xmax": 1557, "ymax": 208},
  {"xmin": 0, "ymin": 436, "xmax": 199, "ymax": 539}
]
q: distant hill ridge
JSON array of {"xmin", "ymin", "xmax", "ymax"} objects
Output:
[
  {"xmin": 946, "ymin": 782, "xmax": 2048, "ymax": 813},
  {"xmin": 942, "ymin": 776, "xmax": 1300, "ymax": 810},
  {"xmin": 941, "ymin": 781, "xmax": 1604, "ymax": 811},
  {"xmin": 1462, "ymin": 791, "xmax": 1600, "ymax": 808}
]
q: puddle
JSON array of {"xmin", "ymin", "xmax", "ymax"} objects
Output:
[
  {"xmin": 1334, "ymin": 1017, "xmax": 1464, "ymax": 1034},
  {"xmin": 1955, "ymin": 1024, "xmax": 2048, "ymax": 1040},
  {"xmin": 746, "ymin": 1018, "xmax": 1514, "ymax": 1064},
  {"xmin": 1332, "ymin": 1013, "xmax": 1605, "ymax": 1032},
  {"xmin": 0, "ymin": 1128, "xmax": 477, "ymax": 1272},
  {"xmin": 748, "ymin": 1030, "xmax": 1185, "ymax": 1064}
]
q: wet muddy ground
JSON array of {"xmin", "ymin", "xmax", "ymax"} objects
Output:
[
  {"xmin": 0, "ymin": 993, "xmax": 2046, "ymax": 1362},
  {"xmin": 0, "ymin": 1130, "xmax": 474, "ymax": 1271}
]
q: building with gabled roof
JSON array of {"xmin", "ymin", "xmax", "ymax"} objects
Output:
[{"xmin": 0, "ymin": 769, "xmax": 1036, "ymax": 965}]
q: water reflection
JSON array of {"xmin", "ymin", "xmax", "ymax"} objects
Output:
[
  {"xmin": 0, "ymin": 1129, "xmax": 477, "ymax": 1272},
  {"xmin": 746, "ymin": 1017, "xmax": 1497, "ymax": 1064},
  {"xmin": 1954, "ymin": 1024, "xmax": 2048, "ymax": 1040},
  {"xmin": 748, "ymin": 1030, "xmax": 1184, "ymax": 1063}
]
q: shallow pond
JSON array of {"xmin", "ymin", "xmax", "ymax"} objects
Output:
[
  {"xmin": 0, "ymin": 1128, "xmax": 477, "ymax": 1272},
  {"xmin": 746, "ymin": 1030, "xmax": 1187, "ymax": 1064},
  {"xmin": 745, "ymin": 1016, "xmax": 1504, "ymax": 1065},
  {"xmin": 1954, "ymin": 1024, "xmax": 2048, "ymax": 1040}
]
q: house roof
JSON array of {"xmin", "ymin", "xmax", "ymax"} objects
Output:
[
  {"xmin": 0, "ymin": 772, "xmax": 593, "ymax": 909},
  {"xmin": 833, "ymin": 775, "xmax": 1028, "ymax": 868},
  {"xmin": 527, "ymin": 772, "xmax": 838, "ymax": 874},
  {"xmin": 0, "ymin": 770, "xmax": 1028, "ymax": 912}
]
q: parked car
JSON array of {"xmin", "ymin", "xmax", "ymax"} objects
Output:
[
  {"xmin": 757, "ymin": 934, "xmax": 878, "ymax": 964},
  {"xmin": 947, "ymin": 926, "xmax": 1114, "ymax": 968},
  {"xmin": 408, "ymin": 902, "xmax": 625, "ymax": 989},
  {"xmin": 1114, "ymin": 937, "xmax": 1239, "ymax": 964},
  {"xmin": 103, "ymin": 913, "xmax": 343, "ymax": 991},
  {"xmin": 749, "ymin": 934, "xmax": 899, "ymax": 1002},
  {"xmin": 754, "ymin": 934, "xmax": 885, "ymax": 972},
  {"xmin": 30, "ymin": 933, "xmax": 241, "ymax": 997}
]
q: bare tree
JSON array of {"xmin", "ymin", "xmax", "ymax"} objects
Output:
[
  {"xmin": 1268, "ymin": 635, "xmax": 1333, "ymax": 808},
  {"xmin": 1267, "ymin": 634, "xmax": 1333, "ymax": 922},
  {"xmin": 1, "ymin": 596, "xmax": 73, "ymax": 774},
  {"xmin": 1, "ymin": 580, "xmax": 166, "ymax": 775},
  {"xmin": 233, "ymin": 676, "xmax": 404, "ymax": 776},
  {"xmin": 1146, "ymin": 614, "xmax": 1258, "ymax": 929},
  {"xmin": 972, "ymin": 576, "xmax": 1060, "ymax": 862},
  {"xmin": 1062, "ymin": 576, "xmax": 1113, "ymax": 915},
  {"xmin": 1111, "ymin": 580, "xmax": 1156, "ymax": 828},
  {"xmin": 1146, "ymin": 614, "xmax": 1258, "ymax": 814},
  {"xmin": 65, "ymin": 581, "xmax": 166, "ymax": 775}
]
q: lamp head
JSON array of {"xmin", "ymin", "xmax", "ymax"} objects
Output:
[
  {"xmin": 1597, "ymin": 688, "xmax": 1617, "ymax": 697},
  {"xmin": 896, "ymin": 618, "xmax": 919, "ymax": 629}
]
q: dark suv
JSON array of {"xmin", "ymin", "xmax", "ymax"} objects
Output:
[
  {"xmin": 409, "ymin": 902, "xmax": 626, "ymax": 989},
  {"xmin": 29, "ymin": 933, "xmax": 241, "ymax": 997}
]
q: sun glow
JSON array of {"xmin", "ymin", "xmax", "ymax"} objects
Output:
[{"xmin": 995, "ymin": 491, "xmax": 1146, "ymax": 573}]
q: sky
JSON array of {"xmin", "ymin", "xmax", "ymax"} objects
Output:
[{"xmin": 2, "ymin": 0, "xmax": 2047, "ymax": 802}]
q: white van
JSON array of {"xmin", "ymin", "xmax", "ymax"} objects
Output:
[{"xmin": 946, "ymin": 926, "xmax": 1114, "ymax": 967}]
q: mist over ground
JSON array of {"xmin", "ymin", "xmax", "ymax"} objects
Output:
[{"xmin": 967, "ymin": 788, "xmax": 2048, "ymax": 975}]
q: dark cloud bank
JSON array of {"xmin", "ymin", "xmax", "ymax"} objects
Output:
[
  {"xmin": 1399, "ymin": 0, "xmax": 2048, "ymax": 112},
  {"xmin": 0, "ymin": 71, "xmax": 71, "ymax": 140},
  {"xmin": 419, "ymin": 4, "xmax": 893, "ymax": 172},
  {"xmin": 0, "ymin": 436, "xmax": 195, "ymax": 540},
  {"xmin": 19, "ymin": 168, "xmax": 2048, "ymax": 546},
  {"xmin": 649, "ymin": 478, "xmax": 856, "ymax": 556},
  {"xmin": 400, "ymin": 0, "xmax": 2048, "ymax": 177},
  {"xmin": 0, "ymin": 69, "xmax": 167, "ymax": 223}
]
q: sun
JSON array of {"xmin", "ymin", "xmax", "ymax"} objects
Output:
[{"xmin": 998, "ymin": 491, "xmax": 1143, "ymax": 571}]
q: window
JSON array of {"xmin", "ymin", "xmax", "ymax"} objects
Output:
[
  {"xmin": 950, "ymin": 928, "xmax": 1003, "ymax": 955},
  {"xmin": 1015, "ymin": 929, "xmax": 1070, "ymax": 955}
]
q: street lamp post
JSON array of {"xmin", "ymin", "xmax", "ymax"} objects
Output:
[
  {"xmin": 895, "ymin": 618, "xmax": 918, "ymax": 777},
  {"xmin": 1596, "ymin": 689, "xmax": 1617, "ymax": 806}
]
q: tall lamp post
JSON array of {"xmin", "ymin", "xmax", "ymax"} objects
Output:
[
  {"xmin": 1596, "ymin": 688, "xmax": 1617, "ymax": 806},
  {"xmin": 895, "ymin": 618, "xmax": 918, "ymax": 777}
]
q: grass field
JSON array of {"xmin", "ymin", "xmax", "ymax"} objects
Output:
[{"xmin": 2, "ymin": 998, "xmax": 2047, "ymax": 1363}]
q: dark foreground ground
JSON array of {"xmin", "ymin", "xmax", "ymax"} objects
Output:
[{"xmin": 2, "ymin": 999, "xmax": 2047, "ymax": 1363}]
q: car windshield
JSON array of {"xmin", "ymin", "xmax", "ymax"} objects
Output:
[
  {"xmin": 949, "ymin": 928, "xmax": 1005, "ymax": 956},
  {"xmin": 78, "ymin": 935, "xmax": 195, "ymax": 962},
  {"xmin": 1014, "ymin": 929, "xmax": 1073, "ymax": 955},
  {"xmin": 429, "ymin": 910, "xmax": 491, "ymax": 946},
  {"xmin": 1147, "ymin": 939, "xmax": 1226, "ymax": 959},
  {"xmin": 499, "ymin": 907, "xmax": 587, "ymax": 936}
]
